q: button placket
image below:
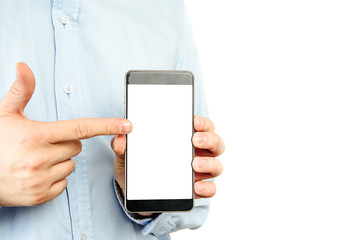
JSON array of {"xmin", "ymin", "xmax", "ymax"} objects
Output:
[{"xmin": 53, "ymin": 2, "xmax": 94, "ymax": 239}]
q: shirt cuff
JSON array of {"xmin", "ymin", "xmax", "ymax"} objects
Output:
[
  {"xmin": 141, "ymin": 198, "xmax": 210, "ymax": 237},
  {"xmin": 113, "ymin": 179, "xmax": 211, "ymax": 237},
  {"xmin": 113, "ymin": 179, "xmax": 160, "ymax": 225}
]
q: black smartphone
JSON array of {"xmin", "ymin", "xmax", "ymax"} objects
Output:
[{"xmin": 125, "ymin": 70, "xmax": 194, "ymax": 212}]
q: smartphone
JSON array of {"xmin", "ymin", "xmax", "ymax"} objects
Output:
[{"xmin": 125, "ymin": 70, "xmax": 194, "ymax": 212}]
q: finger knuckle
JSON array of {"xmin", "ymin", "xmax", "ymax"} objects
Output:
[
  {"xmin": 19, "ymin": 136, "xmax": 33, "ymax": 147},
  {"xmin": 105, "ymin": 122, "xmax": 113, "ymax": 135},
  {"xmin": 28, "ymin": 192, "xmax": 48, "ymax": 206},
  {"xmin": 33, "ymin": 154, "xmax": 50, "ymax": 169},
  {"xmin": 24, "ymin": 176, "xmax": 45, "ymax": 190},
  {"xmin": 74, "ymin": 121, "xmax": 90, "ymax": 139},
  {"xmin": 20, "ymin": 158, "xmax": 45, "ymax": 172},
  {"xmin": 19, "ymin": 129, "xmax": 45, "ymax": 146},
  {"xmin": 9, "ymin": 83, "xmax": 22, "ymax": 97}
]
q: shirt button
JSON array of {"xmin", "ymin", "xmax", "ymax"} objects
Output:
[
  {"xmin": 64, "ymin": 85, "xmax": 73, "ymax": 94},
  {"xmin": 81, "ymin": 234, "xmax": 88, "ymax": 240},
  {"xmin": 60, "ymin": 15, "xmax": 70, "ymax": 25}
]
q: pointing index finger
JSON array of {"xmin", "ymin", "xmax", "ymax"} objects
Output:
[{"xmin": 46, "ymin": 118, "xmax": 132, "ymax": 143}]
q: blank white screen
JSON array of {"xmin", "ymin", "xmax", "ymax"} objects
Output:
[{"xmin": 127, "ymin": 84, "xmax": 193, "ymax": 200}]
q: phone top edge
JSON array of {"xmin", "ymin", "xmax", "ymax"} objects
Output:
[
  {"xmin": 126, "ymin": 70, "xmax": 194, "ymax": 85},
  {"xmin": 126, "ymin": 70, "xmax": 194, "ymax": 74}
]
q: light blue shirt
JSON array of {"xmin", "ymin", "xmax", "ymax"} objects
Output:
[{"xmin": 0, "ymin": 0, "xmax": 210, "ymax": 239}]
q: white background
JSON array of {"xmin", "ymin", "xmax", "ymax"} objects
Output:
[{"xmin": 173, "ymin": 0, "xmax": 360, "ymax": 239}]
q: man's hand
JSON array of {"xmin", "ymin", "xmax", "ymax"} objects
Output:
[
  {"xmin": 111, "ymin": 116, "xmax": 224, "ymax": 201},
  {"xmin": 0, "ymin": 62, "xmax": 132, "ymax": 207},
  {"xmin": 192, "ymin": 115, "xmax": 224, "ymax": 198}
]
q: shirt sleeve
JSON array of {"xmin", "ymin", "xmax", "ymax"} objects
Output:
[
  {"xmin": 113, "ymin": 179, "xmax": 211, "ymax": 237},
  {"xmin": 112, "ymin": 0, "xmax": 212, "ymax": 237}
]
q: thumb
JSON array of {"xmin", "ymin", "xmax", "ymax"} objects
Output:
[
  {"xmin": 0, "ymin": 62, "xmax": 35, "ymax": 117},
  {"xmin": 112, "ymin": 135, "xmax": 127, "ymax": 190},
  {"xmin": 111, "ymin": 135, "xmax": 127, "ymax": 161}
]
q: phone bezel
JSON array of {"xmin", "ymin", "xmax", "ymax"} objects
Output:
[{"xmin": 124, "ymin": 70, "xmax": 195, "ymax": 213}]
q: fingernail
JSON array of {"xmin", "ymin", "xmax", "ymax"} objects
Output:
[
  {"xmin": 194, "ymin": 133, "xmax": 205, "ymax": 144},
  {"xmin": 194, "ymin": 158, "xmax": 206, "ymax": 170},
  {"xmin": 120, "ymin": 121, "xmax": 132, "ymax": 133}
]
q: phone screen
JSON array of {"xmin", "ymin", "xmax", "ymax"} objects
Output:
[{"xmin": 126, "ymin": 83, "xmax": 193, "ymax": 200}]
